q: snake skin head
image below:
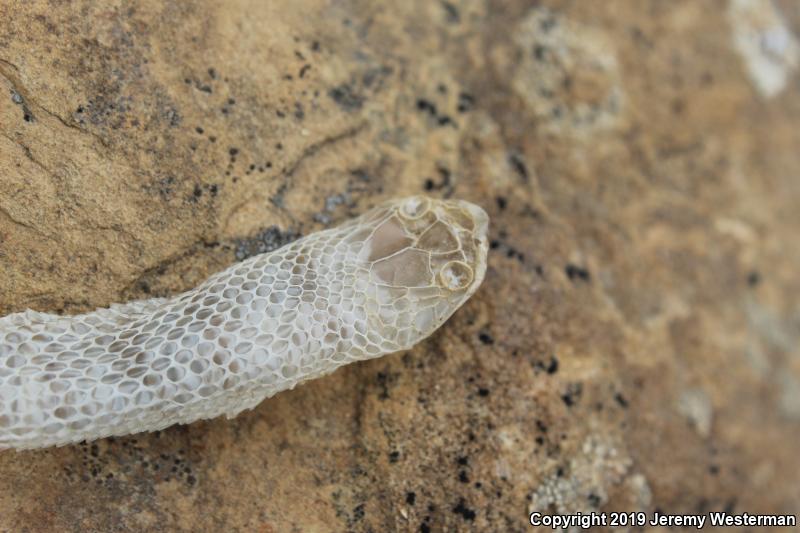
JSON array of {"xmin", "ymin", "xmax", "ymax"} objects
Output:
[{"xmin": 351, "ymin": 196, "xmax": 489, "ymax": 350}]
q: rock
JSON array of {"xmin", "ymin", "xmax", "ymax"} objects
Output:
[{"xmin": 1, "ymin": 0, "xmax": 799, "ymax": 530}]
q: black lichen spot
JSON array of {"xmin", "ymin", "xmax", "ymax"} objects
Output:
[
  {"xmin": 294, "ymin": 102, "xmax": 305, "ymax": 120},
  {"xmin": 234, "ymin": 226, "xmax": 299, "ymax": 260},
  {"xmin": 478, "ymin": 387, "xmax": 490, "ymax": 397},
  {"xmin": 361, "ymin": 65, "xmax": 392, "ymax": 89},
  {"xmin": 422, "ymin": 166, "xmax": 452, "ymax": 193},
  {"xmin": 452, "ymin": 498, "xmax": 476, "ymax": 521},
  {"xmin": 406, "ymin": 492, "xmax": 416, "ymax": 505},
  {"xmin": 208, "ymin": 67, "xmax": 217, "ymax": 80},
  {"xmin": 350, "ymin": 168, "xmax": 371, "ymax": 182},
  {"xmin": 416, "ymin": 98, "xmax": 456, "ymax": 127},
  {"xmin": 329, "ymin": 84, "xmax": 364, "ymax": 111},
  {"xmin": 534, "ymin": 356, "xmax": 559, "ymax": 374},
  {"xmin": 587, "ymin": 493, "xmax": 602, "ymax": 507},
  {"xmin": 458, "ymin": 470, "xmax": 470, "ymax": 483},
  {"xmin": 195, "ymin": 126, "xmax": 204, "ymax": 134},
  {"xmin": 352, "ymin": 503, "xmax": 365, "ymax": 522},
  {"xmin": 228, "ymin": 147, "xmax": 239, "ymax": 157},
  {"xmin": 478, "ymin": 332, "xmax": 494, "ymax": 345},
  {"xmin": 299, "ymin": 64, "xmax": 311, "ymax": 78},
  {"xmin": 417, "ymin": 98, "xmax": 437, "ymax": 116},
  {"xmin": 561, "ymin": 383, "xmax": 583, "ymax": 408},
  {"xmin": 496, "ymin": 196, "xmax": 507, "ymax": 210},
  {"xmin": 457, "ymin": 92, "xmax": 474, "ymax": 113},
  {"xmin": 614, "ymin": 392, "xmax": 629, "ymax": 408},
  {"xmin": 165, "ymin": 108, "xmax": 181, "ymax": 127},
  {"xmin": 388, "ymin": 450, "xmax": 400, "ymax": 463},
  {"xmin": 508, "ymin": 153, "xmax": 529, "ymax": 182},
  {"xmin": 146, "ymin": 175, "xmax": 177, "ymax": 201},
  {"xmin": 375, "ymin": 370, "xmax": 395, "ymax": 400},
  {"xmin": 13, "ymin": 91, "xmax": 35, "ymax": 122},
  {"xmin": 441, "ymin": 1, "xmax": 460, "ymax": 23},
  {"xmin": 565, "ymin": 264, "xmax": 590, "ymax": 282}
]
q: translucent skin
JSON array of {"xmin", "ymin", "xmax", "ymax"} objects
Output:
[{"xmin": 0, "ymin": 197, "xmax": 489, "ymax": 450}]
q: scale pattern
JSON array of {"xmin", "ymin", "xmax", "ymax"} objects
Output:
[{"xmin": 0, "ymin": 197, "xmax": 489, "ymax": 450}]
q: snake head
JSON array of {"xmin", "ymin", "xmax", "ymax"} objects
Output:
[{"xmin": 350, "ymin": 196, "xmax": 489, "ymax": 350}]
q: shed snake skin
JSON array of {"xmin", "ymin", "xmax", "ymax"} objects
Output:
[{"xmin": 0, "ymin": 197, "xmax": 489, "ymax": 449}]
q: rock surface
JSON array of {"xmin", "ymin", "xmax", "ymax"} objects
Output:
[{"xmin": 1, "ymin": 0, "xmax": 799, "ymax": 531}]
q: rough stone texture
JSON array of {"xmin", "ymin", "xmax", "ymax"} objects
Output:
[{"xmin": 1, "ymin": 0, "xmax": 799, "ymax": 531}]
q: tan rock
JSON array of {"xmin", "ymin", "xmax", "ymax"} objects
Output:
[{"xmin": 1, "ymin": 0, "xmax": 798, "ymax": 531}]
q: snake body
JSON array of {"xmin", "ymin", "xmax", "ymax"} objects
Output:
[{"xmin": 0, "ymin": 197, "xmax": 488, "ymax": 450}]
